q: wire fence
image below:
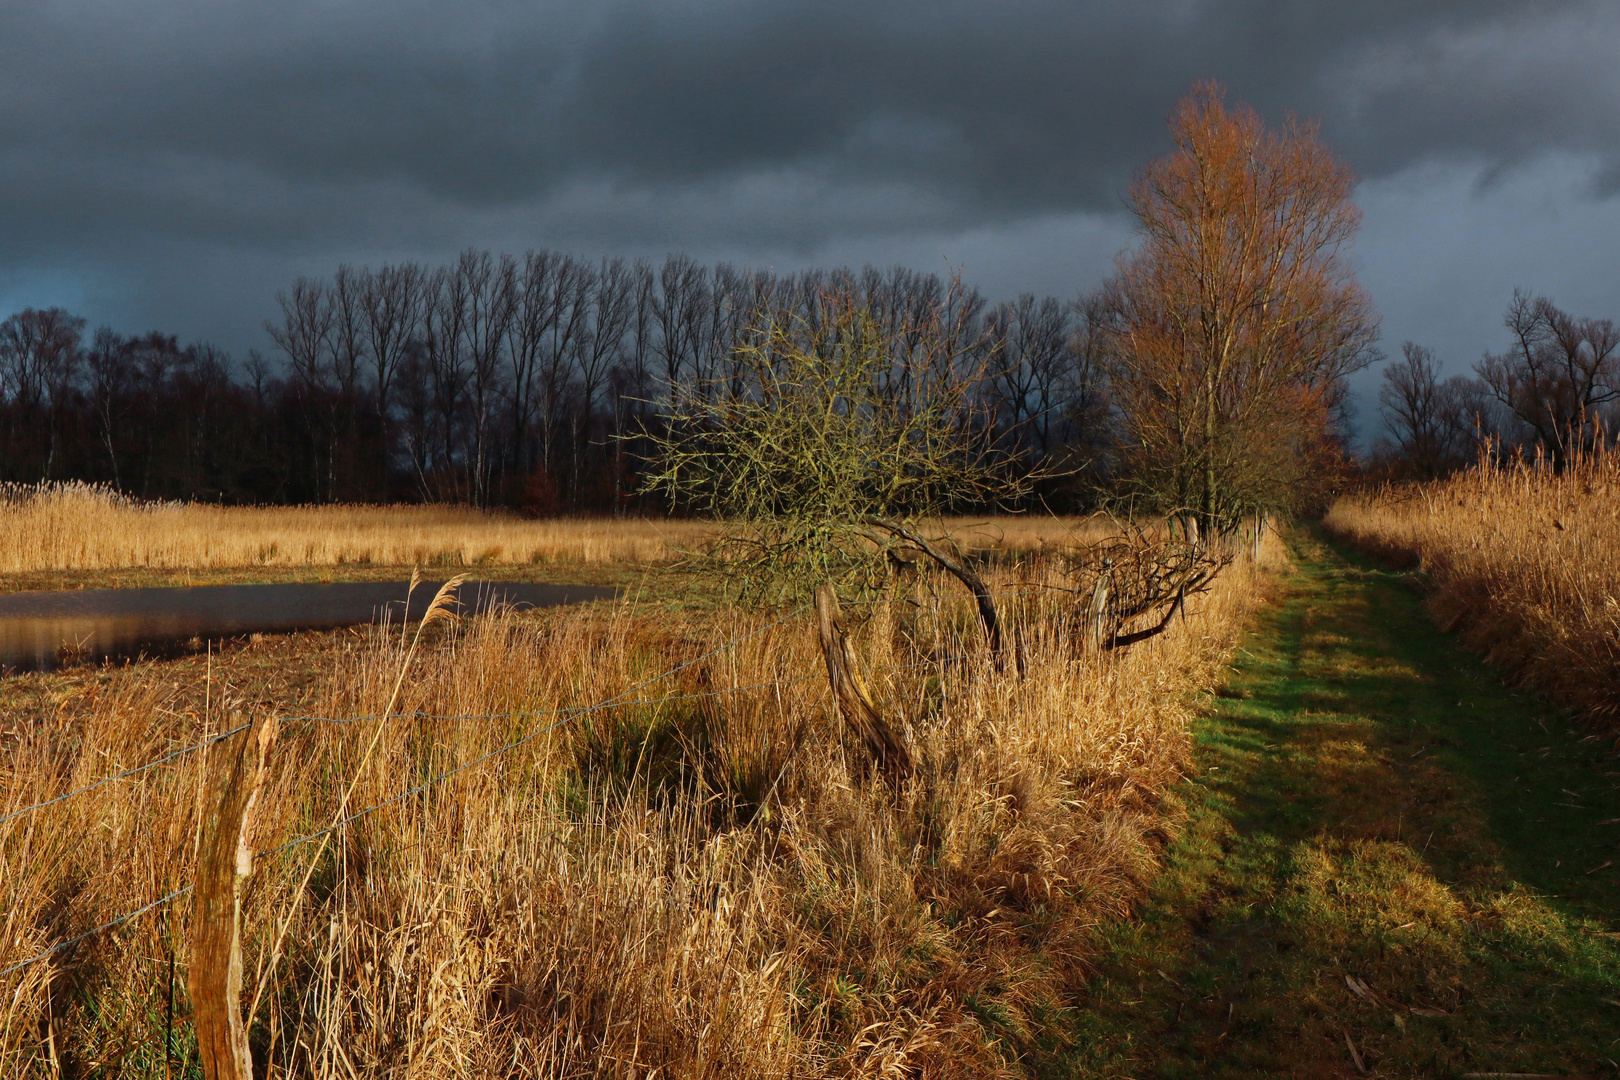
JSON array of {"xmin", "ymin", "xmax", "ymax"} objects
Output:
[
  {"xmin": 0, "ymin": 584, "xmax": 1060, "ymax": 829},
  {"xmin": 2, "ymin": 599, "xmax": 840, "ymax": 978},
  {"xmin": 0, "ymin": 582, "xmax": 1075, "ymax": 981}
]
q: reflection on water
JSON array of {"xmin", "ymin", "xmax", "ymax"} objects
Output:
[{"xmin": 0, "ymin": 580, "xmax": 616, "ymax": 674}]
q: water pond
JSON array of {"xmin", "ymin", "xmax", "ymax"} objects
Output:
[{"xmin": 0, "ymin": 580, "xmax": 617, "ymax": 674}]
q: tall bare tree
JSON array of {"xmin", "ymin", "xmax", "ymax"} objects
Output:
[
  {"xmin": 1476, "ymin": 290, "xmax": 1620, "ymax": 469},
  {"xmin": 1100, "ymin": 82, "xmax": 1378, "ymax": 532},
  {"xmin": 0, "ymin": 307, "xmax": 85, "ymax": 479},
  {"xmin": 266, "ymin": 279, "xmax": 337, "ymax": 498},
  {"xmin": 359, "ymin": 262, "xmax": 425, "ymax": 488},
  {"xmin": 419, "ymin": 267, "xmax": 470, "ymax": 500},
  {"xmin": 570, "ymin": 258, "xmax": 634, "ymax": 505},
  {"xmin": 987, "ymin": 295, "xmax": 1073, "ymax": 462},
  {"xmin": 655, "ymin": 255, "xmax": 711, "ymax": 391},
  {"xmin": 1377, "ymin": 342, "xmax": 1494, "ymax": 478},
  {"xmin": 453, "ymin": 250, "xmax": 516, "ymax": 505},
  {"xmin": 85, "ymin": 328, "xmax": 134, "ymax": 488},
  {"xmin": 505, "ymin": 252, "xmax": 560, "ymax": 482}
]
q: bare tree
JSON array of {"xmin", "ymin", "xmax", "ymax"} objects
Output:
[
  {"xmin": 85, "ymin": 328, "xmax": 133, "ymax": 488},
  {"xmin": 505, "ymin": 252, "xmax": 560, "ymax": 484},
  {"xmin": 329, "ymin": 265, "xmax": 365, "ymax": 404},
  {"xmin": 1099, "ymin": 82, "xmax": 1378, "ymax": 532},
  {"xmin": 360, "ymin": 262, "xmax": 424, "ymax": 487},
  {"xmin": 570, "ymin": 258, "xmax": 634, "ymax": 505},
  {"xmin": 266, "ymin": 280, "xmax": 334, "ymax": 396},
  {"xmin": 0, "ymin": 307, "xmax": 85, "ymax": 479},
  {"xmin": 419, "ymin": 267, "xmax": 471, "ymax": 500},
  {"xmin": 1476, "ymin": 290, "xmax": 1620, "ymax": 469},
  {"xmin": 451, "ymin": 249, "xmax": 516, "ymax": 505},
  {"xmin": 1379, "ymin": 343, "xmax": 1452, "ymax": 478},
  {"xmin": 266, "ymin": 279, "xmax": 337, "ymax": 498},
  {"xmin": 987, "ymin": 295, "xmax": 1073, "ymax": 462},
  {"xmin": 539, "ymin": 258, "xmax": 593, "ymax": 489},
  {"xmin": 655, "ymin": 255, "xmax": 711, "ymax": 391},
  {"xmin": 641, "ymin": 286, "xmax": 1030, "ymax": 607}
]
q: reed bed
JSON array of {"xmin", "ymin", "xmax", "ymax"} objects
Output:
[
  {"xmin": 0, "ymin": 482, "xmax": 1100, "ymax": 574},
  {"xmin": 1325, "ymin": 446, "xmax": 1620, "ymax": 733},
  {"xmin": 0, "ymin": 528, "xmax": 1282, "ymax": 1077}
]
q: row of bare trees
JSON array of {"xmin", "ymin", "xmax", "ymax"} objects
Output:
[
  {"xmin": 1377, "ymin": 292, "xmax": 1620, "ymax": 479},
  {"xmin": 260, "ymin": 253, "xmax": 1108, "ymax": 509},
  {"xmin": 0, "ymin": 258, "xmax": 1108, "ymax": 508},
  {"xmin": 7, "ymin": 85, "xmax": 1600, "ymax": 513}
]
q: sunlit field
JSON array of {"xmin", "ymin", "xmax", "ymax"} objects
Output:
[
  {"xmin": 1325, "ymin": 445, "xmax": 1620, "ymax": 734},
  {"xmin": 0, "ymin": 500, "xmax": 1282, "ymax": 1077},
  {"xmin": 0, "ymin": 482, "xmax": 1108, "ymax": 575}
]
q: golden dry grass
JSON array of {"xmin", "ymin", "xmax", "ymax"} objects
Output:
[
  {"xmin": 0, "ymin": 482, "xmax": 710, "ymax": 570},
  {"xmin": 0, "ymin": 482, "xmax": 1104, "ymax": 574},
  {"xmin": 0, "ymin": 524, "xmax": 1283, "ymax": 1077},
  {"xmin": 1324, "ymin": 446, "xmax": 1620, "ymax": 733}
]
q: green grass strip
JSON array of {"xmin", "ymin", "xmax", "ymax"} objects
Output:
[{"xmin": 1057, "ymin": 529, "xmax": 1620, "ymax": 1079}]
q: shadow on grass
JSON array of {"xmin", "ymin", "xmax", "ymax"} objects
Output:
[{"xmin": 1058, "ymin": 530, "xmax": 1620, "ymax": 1079}]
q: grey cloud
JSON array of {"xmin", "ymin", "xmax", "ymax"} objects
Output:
[
  {"xmin": 2, "ymin": 0, "xmax": 1614, "ymax": 257},
  {"xmin": 3, "ymin": 0, "xmax": 1620, "ymax": 440}
]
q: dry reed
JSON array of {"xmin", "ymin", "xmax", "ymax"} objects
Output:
[
  {"xmin": 0, "ymin": 482, "xmax": 1101, "ymax": 574},
  {"xmin": 1325, "ymin": 445, "xmax": 1620, "ymax": 733},
  {"xmin": 0, "ymin": 523, "xmax": 1282, "ymax": 1077}
]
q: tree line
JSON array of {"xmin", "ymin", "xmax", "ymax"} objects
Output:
[
  {"xmin": 1376, "ymin": 291, "xmax": 1620, "ymax": 479},
  {"xmin": 6, "ymin": 83, "xmax": 1605, "ymax": 521},
  {"xmin": 0, "ymin": 257, "xmax": 1106, "ymax": 511}
]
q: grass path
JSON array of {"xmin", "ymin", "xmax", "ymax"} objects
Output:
[{"xmin": 1061, "ymin": 530, "xmax": 1620, "ymax": 1078}]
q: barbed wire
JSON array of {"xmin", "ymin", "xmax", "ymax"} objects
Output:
[
  {"xmin": 0, "ymin": 582, "xmax": 1082, "ymax": 979},
  {"xmin": 0, "ymin": 885, "xmax": 192, "ymax": 979},
  {"xmin": 0, "ymin": 722, "xmax": 253, "ymax": 830},
  {"xmin": 0, "ymin": 601, "xmax": 813, "ymax": 978},
  {"xmin": 0, "ymin": 584, "xmax": 1063, "ymax": 828}
]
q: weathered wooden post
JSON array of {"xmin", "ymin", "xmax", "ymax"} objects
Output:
[
  {"xmin": 1085, "ymin": 562, "xmax": 1113, "ymax": 652},
  {"xmin": 814, "ymin": 584, "xmax": 913, "ymax": 781},
  {"xmin": 189, "ymin": 714, "xmax": 277, "ymax": 1080}
]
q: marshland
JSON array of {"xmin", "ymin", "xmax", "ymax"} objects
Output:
[
  {"xmin": 3, "ymin": 79, "xmax": 1619, "ymax": 1080},
  {"xmin": 1, "ymin": 486, "xmax": 1276, "ymax": 1076}
]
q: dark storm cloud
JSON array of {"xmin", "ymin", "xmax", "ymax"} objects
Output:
[{"xmin": 1, "ymin": 0, "xmax": 1615, "ymax": 259}]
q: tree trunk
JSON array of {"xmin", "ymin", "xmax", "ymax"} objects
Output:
[{"xmin": 814, "ymin": 584, "xmax": 913, "ymax": 781}]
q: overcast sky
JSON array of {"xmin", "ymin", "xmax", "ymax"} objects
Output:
[{"xmin": 3, "ymin": 0, "xmax": 1618, "ymax": 442}]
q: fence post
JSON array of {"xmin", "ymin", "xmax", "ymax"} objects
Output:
[
  {"xmin": 813, "ymin": 584, "xmax": 913, "ymax": 781},
  {"xmin": 189, "ymin": 714, "xmax": 277, "ymax": 1080},
  {"xmin": 1085, "ymin": 564, "xmax": 1113, "ymax": 652}
]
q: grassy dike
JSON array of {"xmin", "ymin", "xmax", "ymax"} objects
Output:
[{"xmin": 1060, "ymin": 530, "xmax": 1620, "ymax": 1078}]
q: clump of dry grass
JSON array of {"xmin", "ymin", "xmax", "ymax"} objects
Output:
[
  {"xmin": 1325, "ymin": 445, "xmax": 1620, "ymax": 732},
  {"xmin": 0, "ymin": 526, "xmax": 1282, "ymax": 1077},
  {"xmin": 0, "ymin": 482, "xmax": 1102, "ymax": 574}
]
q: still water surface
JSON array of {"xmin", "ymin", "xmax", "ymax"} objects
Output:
[{"xmin": 0, "ymin": 580, "xmax": 616, "ymax": 673}]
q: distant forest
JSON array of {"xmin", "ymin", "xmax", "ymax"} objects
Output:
[
  {"xmin": 1, "ymin": 249, "xmax": 1615, "ymax": 513},
  {"xmin": 0, "ymin": 253, "xmax": 1106, "ymax": 513}
]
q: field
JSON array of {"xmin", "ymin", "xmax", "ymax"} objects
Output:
[
  {"xmin": 0, "ymin": 483, "xmax": 1102, "ymax": 580},
  {"xmin": 0, "ymin": 494, "xmax": 1278, "ymax": 1077},
  {"xmin": 1324, "ymin": 445, "xmax": 1620, "ymax": 734}
]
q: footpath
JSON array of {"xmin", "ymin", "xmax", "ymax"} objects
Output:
[{"xmin": 1061, "ymin": 531, "xmax": 1620, "ymax": 1078}]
